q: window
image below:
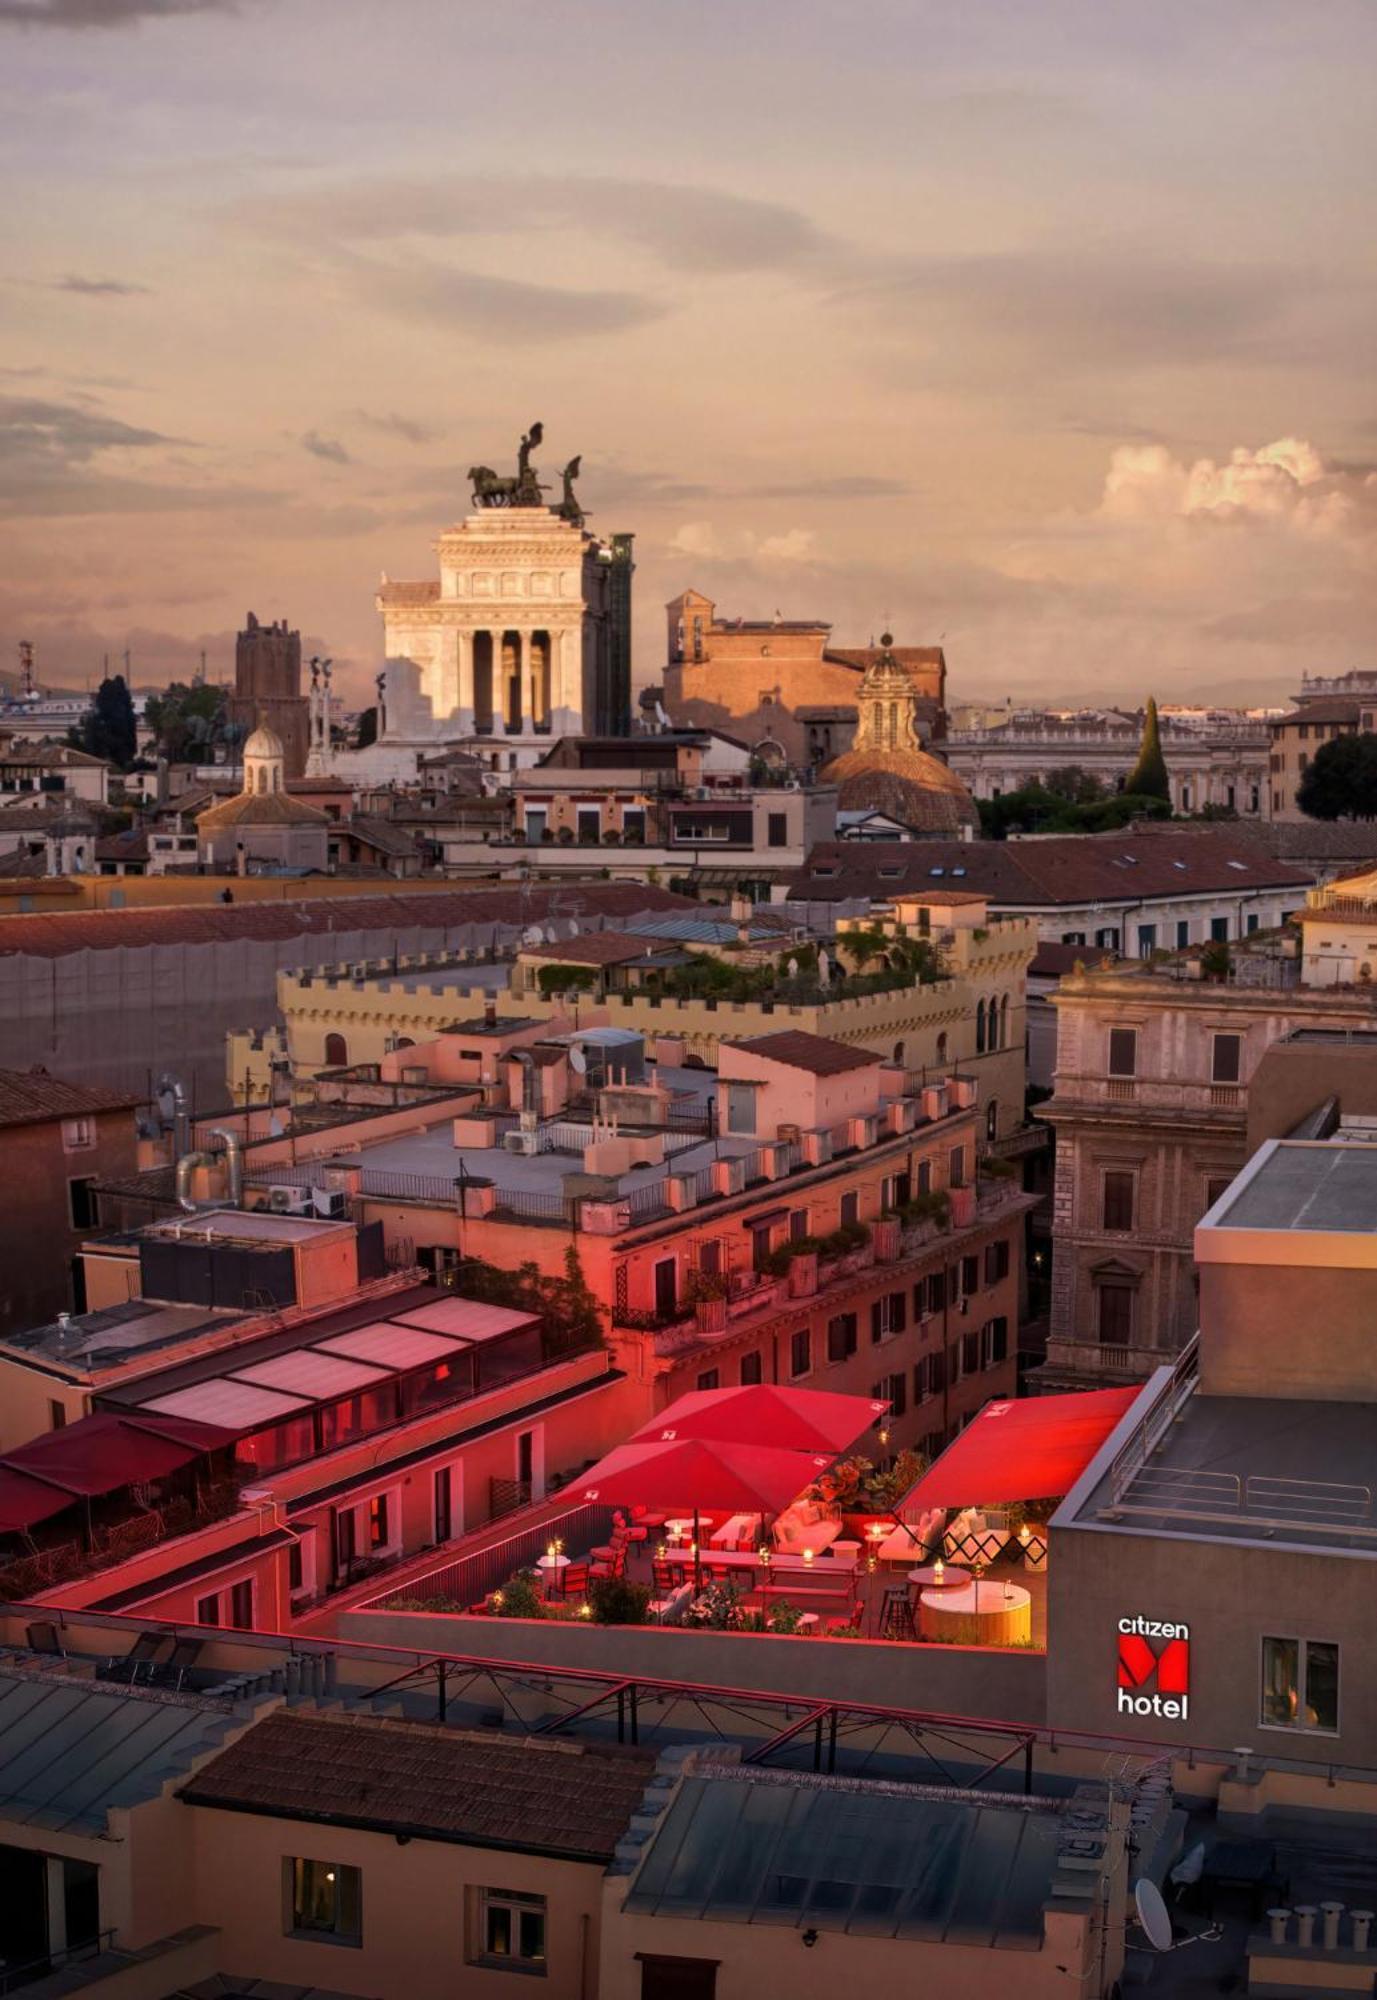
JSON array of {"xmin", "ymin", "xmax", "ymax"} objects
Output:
[
  {"xmin": 961, "ymin": 1330, "xmax": 980, "ymax": 1376},
  {"xmin": 916, "ymin": 1157, "xmax": 933, "ymax": 1197},
  {"xmin": 875, "ymin": 1370, "xmax": 907, "ymax": 1417},
  {"xmin": 961, "ymin": 1254, "xmax": 980, "ymax": 1297},
  {"xmin": 1246, "ymin": 913, "xmax": 1259, "ymax": 936},
  {"xmin": 638, "ymin": 1955, "xmax": 717, "ymax": 2000},
  {"xmin": 68, "ymin": 1178, "xmax": 97, "ymax": 1230},
  {"xmin": 1211, "ymin": 1033, "xmax": 1241, "ymax": 1084},
  {"xmin": 1137, "ymin": 924, "xmax": 1157, "ymax": 956},
  {"xmin": 48, "ymin": 1399, "xmax": 66, "ymax": 1431},
  {"xmin": 1205, "ymin": 1175, "xmax": 1233, "ymax": 1210},
  {"xmin": 724, "ymin": 1081, "xmax": 756, "ymax": 1135},
  {"xmin": 61, "ymin": 1116, "xmax": 94, "ymax": 1151},
  {"xmin": 739, "ymin": 1350, "xmax": 763, "ymax": 1386},
  {"xmin": 1176, "ymin": 920, "xmax": 1190, "ymax": 949},
  {"xmin": 985, "ymin": 1099, "xmax": 999, "ymax": 1142},
  {"xmin": 696, "ymin": 1368, "xmax": 720, "ymax": 1391},
  {"xmin": 789, "ymin": 1328, "xmax": 811, "ymax": 1378},
  {"xmin": 1261, "ymin": 1636, "xmax": 1338, "ymax": 1734},
  {"xmin": 323, "ymin": 1032, "xmax": 348, "ymax": 1067},
  {"xmin": 948, "ymin": 1146, "xmax": 966, "ymax": 1189},
  {"xmin": 789, "ymin": 1208, "xmax": 808, "ymax": 1241},
  {"xmin": 922, "ymin": 1269, "xmax": 946, "ymax": 1316},
  {"xmin": 1210, "ymin": 916, "xmax": 1229, "ymax": 942},
  {"xmin": 434, "ymin": 1465, "xmax": 453, "ymax": 1543},
  {"xmin": 839, "ymin": 1190, "xmax": 860, "ymax": 1228},
  {"xmin": 1097, "ymin": 1281, "xmax": 1135, "ymax": 1346},
  {"xmin": 827, "ymin": 1312, "xmax": 858, "ymax": 1362},
  {"xmin": 983, "ymin": 1239, "xmax": 1010, "ymax": 1285},
  {"xmin": 367, "ymin": 1493, "xmax": 390, "ymax": 1550},
  {"xmin": 750, "ymin": 1224, "xmax": 773, "ymax": 1273},
  {"xmin": 1102, "ymin": 1171, "xmax": 1135, "ymax": 1232},
  {"xmin": 472, "ymin": 1889, "xmax": 547, "ymax": 1971},
  {"xmin": 196, "ymin": 1592, "xmax": 221, "ymax": 1627},
  {"xmin": 870, "ymin": 1291, "xmax": 907, "ymax": 1342},
  {"xmin": 228, "ymin": 1578, "xmax": 253, "ymax": 1627},
  {"xmin": 767, "ymin": 812, "xmax": 788, "ymax": 848},
  {"xmin": 982, "ymin": 1316, "xmax": 1009, "ymax": 1367},
  {"xmin": 289, "ymin": 1858, "xmax": 362, "ymax": 1946},
  {"xmin": 653, "ymin": 1258, "xmax": 678, "ymax": 1317},
  {"xmin": 1107, "ymin": 1028, "xmax": 1137, "ymax": 1078}
]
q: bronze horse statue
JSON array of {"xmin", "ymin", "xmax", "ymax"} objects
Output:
[{"xmin": 468, "ymin": 464, "xmax": 523, "ymax": 507}]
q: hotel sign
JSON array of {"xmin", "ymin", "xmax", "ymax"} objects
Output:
[{"xmin": 1117, "ymin": 1615, "xmax": 1190, "ymax": 1721}]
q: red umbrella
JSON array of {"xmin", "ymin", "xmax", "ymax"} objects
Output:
[
  {"xmin": 578, "ymin": 1435, "xmax": 836, "ymax": 1588},
  {"xmin": 631, "ymin": 1384, "xmax": 887, "ymax": 1458}
]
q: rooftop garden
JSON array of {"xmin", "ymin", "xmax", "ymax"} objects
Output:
[{"xmin": 653, "ymin": 933, "xmax": 946, "ymax": 1006}]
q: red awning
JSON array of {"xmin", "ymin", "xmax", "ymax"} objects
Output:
[
  {"xmin": 897, "ymin": 1387, "xmax": 1141, "ymax": 1513},
  {"xmin": 0, "ymin": 1411, "xmax": 232, "ymax": 1532},
  {"xmin": 579, "ymin": 1436, "xmax": 835, "ymax": 1517},
  {"xmin": 629, "ymin": 1385, "xmax": 887, "ymax": 1458}
]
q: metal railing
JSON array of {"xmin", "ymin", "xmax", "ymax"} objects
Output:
[
  {"xmin": 375, "ymin": 1498, "xmax": 617, "ymax": 1609},
  {"xmin": 488, "ymin": 1188, "xmax": 574, "ymax": 1227},
  {"xmin": 358, "ymin": 1167, "xmax": 465, "ymax": 1204}
]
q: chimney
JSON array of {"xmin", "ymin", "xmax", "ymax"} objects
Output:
[{"xmin": 483, "ymin": 996, "xmax": 497, "ymax": 1029}]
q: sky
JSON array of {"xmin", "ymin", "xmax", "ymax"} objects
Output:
[{"xmin": 1, "ymin": 0, "xmax": 1374, "ymax": 710}]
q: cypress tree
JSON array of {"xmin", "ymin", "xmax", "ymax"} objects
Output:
[{"xmin": 1125, "ymin": 695, "xmax": 1171, "ymax": 803}]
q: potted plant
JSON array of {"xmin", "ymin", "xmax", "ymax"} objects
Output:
[
  {"xmin": 873, "ymin": 1214, "xmax": 902, "ymax": 1263},
  {"xmin": 685, "ymin": 1267, "xmax": 729, "ymax": 1332}
]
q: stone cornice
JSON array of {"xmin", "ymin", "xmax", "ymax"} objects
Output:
[{"xmin": 377, "ymin": 606, "xmax": 584, "ymax": 630}]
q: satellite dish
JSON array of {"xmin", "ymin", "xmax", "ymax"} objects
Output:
[
  {"xmin": 569, "ymin": 1046, "xmax": 588, "ymax": 1074},
  {"xmin": 1135, "ymin": 1880, "xmax": 1173, "ymax": 1952},
  {"xmin": 521, "ymin": 924, "xmax": 544, "ymax": 947}
]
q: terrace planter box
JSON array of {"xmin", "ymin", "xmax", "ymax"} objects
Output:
[
  {"xmin": 694, "ymin": 1297, "xmax": 728, "ymax": 1334},
  {"xmin": 873, "ymin": 1218, "xmax": 902, "ymax": 1264},
  {"xmin": 787, "ymin": 1252, "xmax": 819, "ymax": 1299}
]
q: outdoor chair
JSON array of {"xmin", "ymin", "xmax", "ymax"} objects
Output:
[
  {"xmin": 25, "ymin": 1620, "xmax": 64, "ymax": 1657},
  {"xmin": 148, "ymin": 1637, "xmax": 203, "ymax": 1691},
  {"xmin": 102, "ymin": 1630, "xmax": 168, "ymax": 1683},
  {"xmin": 651, "ymin": 1559, "xmax": 679, "ymax": 1594},
  {"xmin": 560, "ymin": 1562, "xmax": 590, "ymax": 1598},
  {"xmin": 879, "ymin": 1587, "xmax": 917, "ymax": 1641}
]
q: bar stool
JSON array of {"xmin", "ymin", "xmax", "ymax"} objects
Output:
[{"xmin": 879, "ymin": 1586, "xmax": 916, "ymax": 1641}]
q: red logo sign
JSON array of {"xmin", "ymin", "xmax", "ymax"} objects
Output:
[{"xmin": 1116, "ymin": 1616, "xmax": 1190, "ymax": 1721}]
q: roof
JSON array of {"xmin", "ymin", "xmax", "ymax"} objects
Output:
[
  {"xmin": 1212, "ymin": 1139, "xmax": 1377, "ymax": 1233},
  {"xmin": 0, "ymin": 1067, "xmax": 140, "ymax": 1129},
  {"xmin": 625, "ymin": 1771, "xmax": 1066, "ymax": 1946},
  {"xmin": 522, "ymin": 931, "xmax": 670, "ymax": 966},
  {"xmin": 0, "ymin": 1410, "xmax": 231, "ymax": 1532},
  {"xmin": 825, "ymin": 644, "xmax": 946, "ymax": 674},
  {"xmin": 791, "ymin": 831, "xmax": 1316, "ymax": 908},
  {"xmin": 1255, "ymin": 822, "xmax": 1377, "ymax": 863},
  {"xmin": 94, "ymin": 828, "xmax": 150, "ymax": 863},
  {"xmin": 180, "ymin": 1708, "xmax": 653, "ymax": 1861},
  {"xmin": 377, "ymin": 580, "xmax": 442, "ymax": 606},
  {"xmin": 731, "ymin": 1030, "xmax": 883, "ymax": 1076},
  {"xmin": 0, "ymin": 882, "xmax": 699, "ymax": 961},
  {"xmin": 197, "ymin": 790, "xmax": 329, "ymax": 830},
  {"xmin": 0, "ymin": 1666, "xmax": 245, "ymax": 1833},
  {"xmin": 1274, "ymin": 700, "xmax": 1362, "ymax": 726},
  {"xmin": 338, "ymin": 816, "xmax": 419, "ymax": 858},
  {"xmin": 1029, "ymin": 941, "xmax": 1115, "ymax": 978},
  {"xmin": 899, "ymin": 1387, "xmax": 1139, "ymax": 1513},
  {"xmin": 822, "ymin": 746, "xmax": 978, "ymax": 834}
]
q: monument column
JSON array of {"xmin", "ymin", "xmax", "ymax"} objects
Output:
[
  {"xmin": 457, "ymin": 629, "xmax": 473, "ymax": 724},
  {"xmin": 523, "ymin": 628, "xmax": 539, "ymax": 732},
  {"xmin": 510, "ymin": 629, "xmax": 524, "ymax": 731}
]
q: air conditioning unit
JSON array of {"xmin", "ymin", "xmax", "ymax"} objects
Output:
[
  {"xmin": 776, "ymin": 1122, "xmax": 802, "ymax": 1144},
  {"xmin": 503, "ymin": 1129, "xmax": 539, "ymax": 1156},
  {"xmin": 311, "ymin": 1188, "xmax": 350, "ymax": 1219},
  {"xmin": 267, "ymin": 1184, "xmax": 310, "ymax": 1214}
]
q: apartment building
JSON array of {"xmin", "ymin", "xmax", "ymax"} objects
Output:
[
  {"xmin": 1265, "ymin": 669, "xmax": 1377, "ymax": 821},
  {"xmin": 1041, "ymin": 872, "xmax": 1377, "ymax": 1384}
]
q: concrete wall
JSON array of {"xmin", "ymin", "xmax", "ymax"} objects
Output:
[
  {"xmin": 1198, "ymin": 1260, "xmax": 1377, "ymax": 1402},
  {"xmin": 1047, "ymin": 1522, "xmax": 1377, "ymax": 1772},
  {"xmin": 0, "ymin": 1105, "xmax": 138, "ymax": 1339},
  {"xmin": 341, "ymin": 1604, "xmax": 1047, "ymax": 1722}
]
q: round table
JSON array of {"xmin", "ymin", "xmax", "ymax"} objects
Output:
[
  {"xmin": 918, "ymin": 1579, "xmax": 1031, "ymax": 1647},
  {"xmin": 665, "ymin": 1519, "xmax": 694, "ymax": 1542},
  {"xmin": 535, "ymin": 1553, "xmax": 570, "ymax": 1597},
  {"xmin": 908, "ymin": 1563, "xmax": 969, "ymax": 1590}
]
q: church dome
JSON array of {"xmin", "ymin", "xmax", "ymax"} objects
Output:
[
  {"xmin": 243, "ymin": 722, "xmax": 284, "ymax": 760},
  {"xmin": 821, "ymin": 636, "xmax": 978, "ymax": 835}
]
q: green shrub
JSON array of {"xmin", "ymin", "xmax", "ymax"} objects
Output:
[
  {"xmin": 489, "ymin": 1570, "xmax": 545, "ymax": 1619},
  {"xmin": 589, "ymin": 1575, "xmax": 650, "ymax": 1625}
]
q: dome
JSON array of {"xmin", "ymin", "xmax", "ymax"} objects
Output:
[
  {"xmin": 243, "ymin": 722, "xmax": 284, "ymax": 759},
  {"xmin": 821, "ymin": 635, "xmax": 978, "ymax": 835},
  {"xmin": 823, "ymin": 743, "xmax": 979, "ymax": 833}
]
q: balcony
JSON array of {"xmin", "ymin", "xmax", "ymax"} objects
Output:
[
  {"xmin": 1048, "ymin": 1074, "xmax": 1250, "ymax": 1122},
  {"xmin": 1039, "ymin": 1336, "xmax": 1178, "ymax": 1383}
]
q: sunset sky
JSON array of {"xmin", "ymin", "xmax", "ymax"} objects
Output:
[{"xmin": 2, "ymin": 0, "xmax": 1374, "ymax": 708}]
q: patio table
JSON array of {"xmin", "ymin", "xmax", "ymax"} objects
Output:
[
  {"xmin": 908, "ymin": 1563, "xmax": 969, "ymax": 1590},
  {"xmin": 918, "ymin": 1579, "xmax": 1031, "ymax": 1647},
  {"xmin": 535, "ymin": 1553, "xmax": 570, "ymax": 1598},
  {"xmin": 710, "ymin": 1512, "xmax": 762, "ymax": 1549}
]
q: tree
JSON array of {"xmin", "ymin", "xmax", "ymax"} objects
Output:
[
  {"xmin": 1124, "ymin": 696, "xmax": 1171, "ymax": 803},
  {"xmin": 1042, "ymin": 765, "xmax": 1104, "ymax": 805},
  {"xmin": 72, "ymin": 674, "xmax": 137, "ymax": 770},
  {"xmin": 143, "ymin": 681, "xmax": 227, "ymax": 763},
  {"xmin": 1298, "ymin": 732, "xmax": 1377, "ymax": 820}
]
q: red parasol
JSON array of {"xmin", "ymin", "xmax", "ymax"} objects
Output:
[{"xmin": 630, "ymin": 1384, "xmax": 887, "ymax": 1458}]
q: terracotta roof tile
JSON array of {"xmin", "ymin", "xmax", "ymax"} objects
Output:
[
  {"xmin": 0, "ymin": 1067, "xmax": 140, "ymax": 1127},
  {"xmin": 179, "ymin": 1708, "xmax": 653, "ymax": 1861},
  {"xmin": 0, "ymin": 884, "xmax": 699, "ymax": 960},
  {"xmin": 731, "ymin": 1030, "xmax": 883, "ymax": 1076}
]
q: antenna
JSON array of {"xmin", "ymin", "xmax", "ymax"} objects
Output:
[{"xmin": 18, "ymin": 640, "xmax": 34, "ymax": 698}]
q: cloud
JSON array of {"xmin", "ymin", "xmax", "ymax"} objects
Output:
[
  {"xmin": 374, "ymin": 260, "xmax": 663, "ymax": 343},
  {"xmin": 668, "ymin": 520, "xmax": 818, "ymax": 565},
  {"xmin": 0, "ymin": 0, "xmax": 235, "ymax": 22},
  {"xmin": 353, "ymin": 409, "xmax": 439, "ymax": 446},
  {"xmin": 242, "ymin": 173, "xmax": 836, "ymax": 278},
  {"xmin": 0, "ymin": 396, "xmax": 172, "ymax": 465},
  {"xmin": 1097, "ymin": 436, "xmax": 1355, "ymax": 535},
  {"xmin": 50, "ymin": 274, "xmax": 152, "ymax": 297},
  {"xmin": 0, "ymin": 394, "xmax": 279, "ymax": 518},
  {"xmin": 740, "ymin": 474, "xmax": 910, "ymax": 500},
  {"xmin": 300, "ymin": 430, "xmax": 351, "ymax": 466}
]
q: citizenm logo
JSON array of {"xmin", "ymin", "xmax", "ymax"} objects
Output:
[{"xmin": 1117, "ymin": 1616, "xmax": 1190, "ymax": 1722}]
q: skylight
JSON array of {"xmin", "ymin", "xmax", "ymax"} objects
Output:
[
  {"xmin": 1227, "ymin": 860, "xmax": 1249, "ymax": 871},
  {"xmin": 929, "ymin": 867, "xmax": 945, "ymax": 877}
]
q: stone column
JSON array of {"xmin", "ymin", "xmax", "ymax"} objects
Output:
[
  {"xmin": 457, "ymin": 629, "xmax": 473, "ymax": 725},
  {"xmin": 507, "ymin": 630, "xmax": 522, "ymax": 732},
  {"xmin": 523, "ymin": 629, "xmax": 540, "ymax": 732}
]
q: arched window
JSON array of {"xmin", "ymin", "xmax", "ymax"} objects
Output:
[
  {"xmin": 936, "ymin": 1031, "xmax": 948, "ymax": 1065},
  {"xmin": 893, "ymin": 1040, "xmax": 905, "ymax": 1066},
  {"xmin": 323, "ymin": 1033, "xmax": 348, "ymax": 1068},
  {"xmin": 1000, "ymin": 995, "xmax": 1010, "ymax": 1048},
  {"xmin": 986, "ymin": 1099, "xmax": 999, "ymax": 1142},
  {"xmin": 394, "ymin": 1037, "xmax": 415, "ymax": 1050},
  {"xmin": 975, "ymin": 1000, "xmax": 986, "ymax": 1055},
  {"xmin": 257, "ymin": 765, "xmax": 268, "ymax": 794}
]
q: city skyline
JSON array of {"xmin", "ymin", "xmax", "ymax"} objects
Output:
[{"xmin": 1, "ymin": 0, "xmax": 1374, "ymax": 705}]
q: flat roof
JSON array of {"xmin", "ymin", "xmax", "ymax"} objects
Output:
[
  {"xmin": 625, "ymin": 1770, "xmax": 1066, "ymax": 1946},
  {"xmin": 1075, "ymin": 1388, "xmax": 1377, "ymax": 1554},
  {"xmin": 1213, "ymin": 1141, "xmax": 1377, "ymax": 1234},
  {"xmin": 0, "ymin": 1298, "xmax": 251, "ymax": 1371},
  {"xmin": 347, "ymin": 1116, "xmax": 741, "ymax": 1202},
  {"xmin": 145, "ymin": 1208, "xmax": 352, "ymax": 1245}
]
